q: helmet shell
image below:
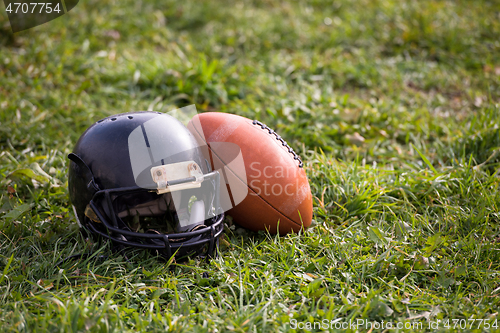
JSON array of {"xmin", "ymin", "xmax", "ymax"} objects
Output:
[{"xmin": 69, "ymin": 111, "xmax": 207, "ymax": 228}]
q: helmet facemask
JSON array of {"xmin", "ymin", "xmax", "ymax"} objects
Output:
[{"xmin": 81, "ymin": 168, "xmax": 223, "ymax": 260}]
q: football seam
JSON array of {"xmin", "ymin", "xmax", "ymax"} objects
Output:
[
  {"xmin": 189, "ymin": 121, "xmax": 304, "ymax": 228},
  {"xmin": 251, "ymin": 120, "xmax": 303, "ymax": 168}
]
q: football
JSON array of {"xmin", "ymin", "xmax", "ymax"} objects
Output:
[{"xmin": 187, "ymin": 112, "xmax": 312, "ymax": 234}]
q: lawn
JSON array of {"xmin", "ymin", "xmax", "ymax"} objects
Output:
[{"xmin": 1, "ymin": 0, "xmax": 500, "ymax": 331}]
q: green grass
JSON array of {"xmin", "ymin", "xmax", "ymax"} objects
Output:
[{"xmin": 1, "ymin": 0, "xmax": 500, "ymax": 331}]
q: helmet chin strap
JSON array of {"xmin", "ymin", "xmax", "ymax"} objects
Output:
[{"xmin": 68, "ymin": 153, "xmax": 100, "ymax": 193}]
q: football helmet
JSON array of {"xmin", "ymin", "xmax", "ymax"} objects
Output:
[{"xmin": 68, "ymin": 111, "xmax": 224, "ymax": 260}]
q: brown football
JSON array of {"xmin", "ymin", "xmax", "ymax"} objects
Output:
[{"xmin": 187, "ymin": 112, "xmax": 312, "ymax": 234}]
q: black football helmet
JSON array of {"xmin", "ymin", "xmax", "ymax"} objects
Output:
[{"xmin": 68, "ymin": 111, "xmax": 224, "ymax": 260}]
